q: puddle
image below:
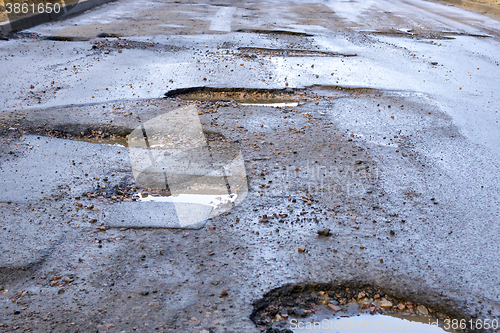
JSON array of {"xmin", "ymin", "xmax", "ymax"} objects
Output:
[
  {"xmin": 440, "ymin": 31, "xmax": 492, "ymax": 38},
  {"xmin": 238, "ymin": 47, "xmax": 357, "ymax": 57},
  {"xmin": 74, "ymin": 135, "xmax": 128, "ymax": 147},
  {"xmin": 134, "ymin": 192, "xmax": 237, "ymax": 209},
  {"xmin": 291, "ymin": 313, "xmax": 456, "ymax": 332},
  {"xmin": 126, "ymin": 105, "xmax": 248, "ymax": 227}
]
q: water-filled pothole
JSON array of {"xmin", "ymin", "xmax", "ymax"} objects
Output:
[
  {"xmin": 235, "ymin": 29, "xmax": 313, "ymax": 37},
  {"xmin": 74, "ymin": 135, "xmax": 128, "ymax": 147},
  {"xmin": 362, "ymin": 29, "xmax": 492, "ymax": 40},
  {"xmin": 252, "ymin": 285, "xmax": 468, "ymax": 333},
  {"xmin": 133, "ymin": 192, "xmax": 237, "ymax": 209},
  {"xmin": 164, "ymin": 87, "xmax": 317, "ymax": 104},
  {"xmin": 70, "ymin": 127, "xmax": 233, "ymax": 148},
  {"xmin": 124, "ymin": 105, "xmax": 248, "ymax": 227},
  {"xmin": 290, "ymin": 313, "xmax": 457, "ymax": 333}
]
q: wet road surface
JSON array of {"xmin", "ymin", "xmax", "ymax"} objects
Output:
[{"xmin": 1, "ymin": 0, "xmax": 500, "ymax": 332}]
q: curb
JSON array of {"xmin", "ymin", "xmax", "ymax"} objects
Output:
[{"xmin": 0, "ymin": 0, "xmax": 115, "ymax": 36}]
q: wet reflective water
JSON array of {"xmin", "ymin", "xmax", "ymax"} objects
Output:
[
  {"xmin": 291, "ymin": 313, "xmax": 456, "ymax": 333},
  {"xmin": 134, "ymin": 192, "xmax": 237, "ymax": 209}
]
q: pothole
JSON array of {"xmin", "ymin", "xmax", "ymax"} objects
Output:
[
  {"xmin": 235, "ymin": 29, "xmax": 313, "ymax": 37},
  {"xmin": 289, "ymin": 313, "xmax": 457, "ymax": 332},
  {"xmin": 363, "ymin": 30, "xmax": 454, "ymax": 40},
  {"xmin": 252, "ymin": 284, "xmax": 470, "ymax": 333},
  {"xmin": 97, "ymin": 32, "xmax": 122, "ymax": 38},
  {"xmin": 67, "ymin": 119, "xmax": 245, "ymax": 219},
  {"xmin": 237, "ymin": 47, "xmax": 357, "ymax": 57},
  {"xmin": 311, "ymin": 85, "xmax": 381, "ymax": 97},
  {"xmin": 164, "ymin": 87, "xmax": 318, "ymax": 104},
  {"xmin": 44, "ymin": 36, "xmax": 89, "ymax": 41},
  {"xmin": 90, "ymin": 38, "xmax": 182, "ymax": 53},
  {"xmin": 102, "ymin": 105, "xmax": 249, "ymax": 228},
  {"xmin": 133, "ymin": 192, "xmax": 238, "ymax": 210},
  {"xmin": 164, "ymin": 86, "xmax": 380, "ymax": 104}
]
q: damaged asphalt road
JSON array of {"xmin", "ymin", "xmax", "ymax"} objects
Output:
[{"xmin": 1, "ymin": 0, "xmax": 500, "ymax": 332}]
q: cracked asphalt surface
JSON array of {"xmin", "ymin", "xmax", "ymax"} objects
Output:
[{"xmin": 1, "ymin": 0, "xmax": 500, "ymax": 332}]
